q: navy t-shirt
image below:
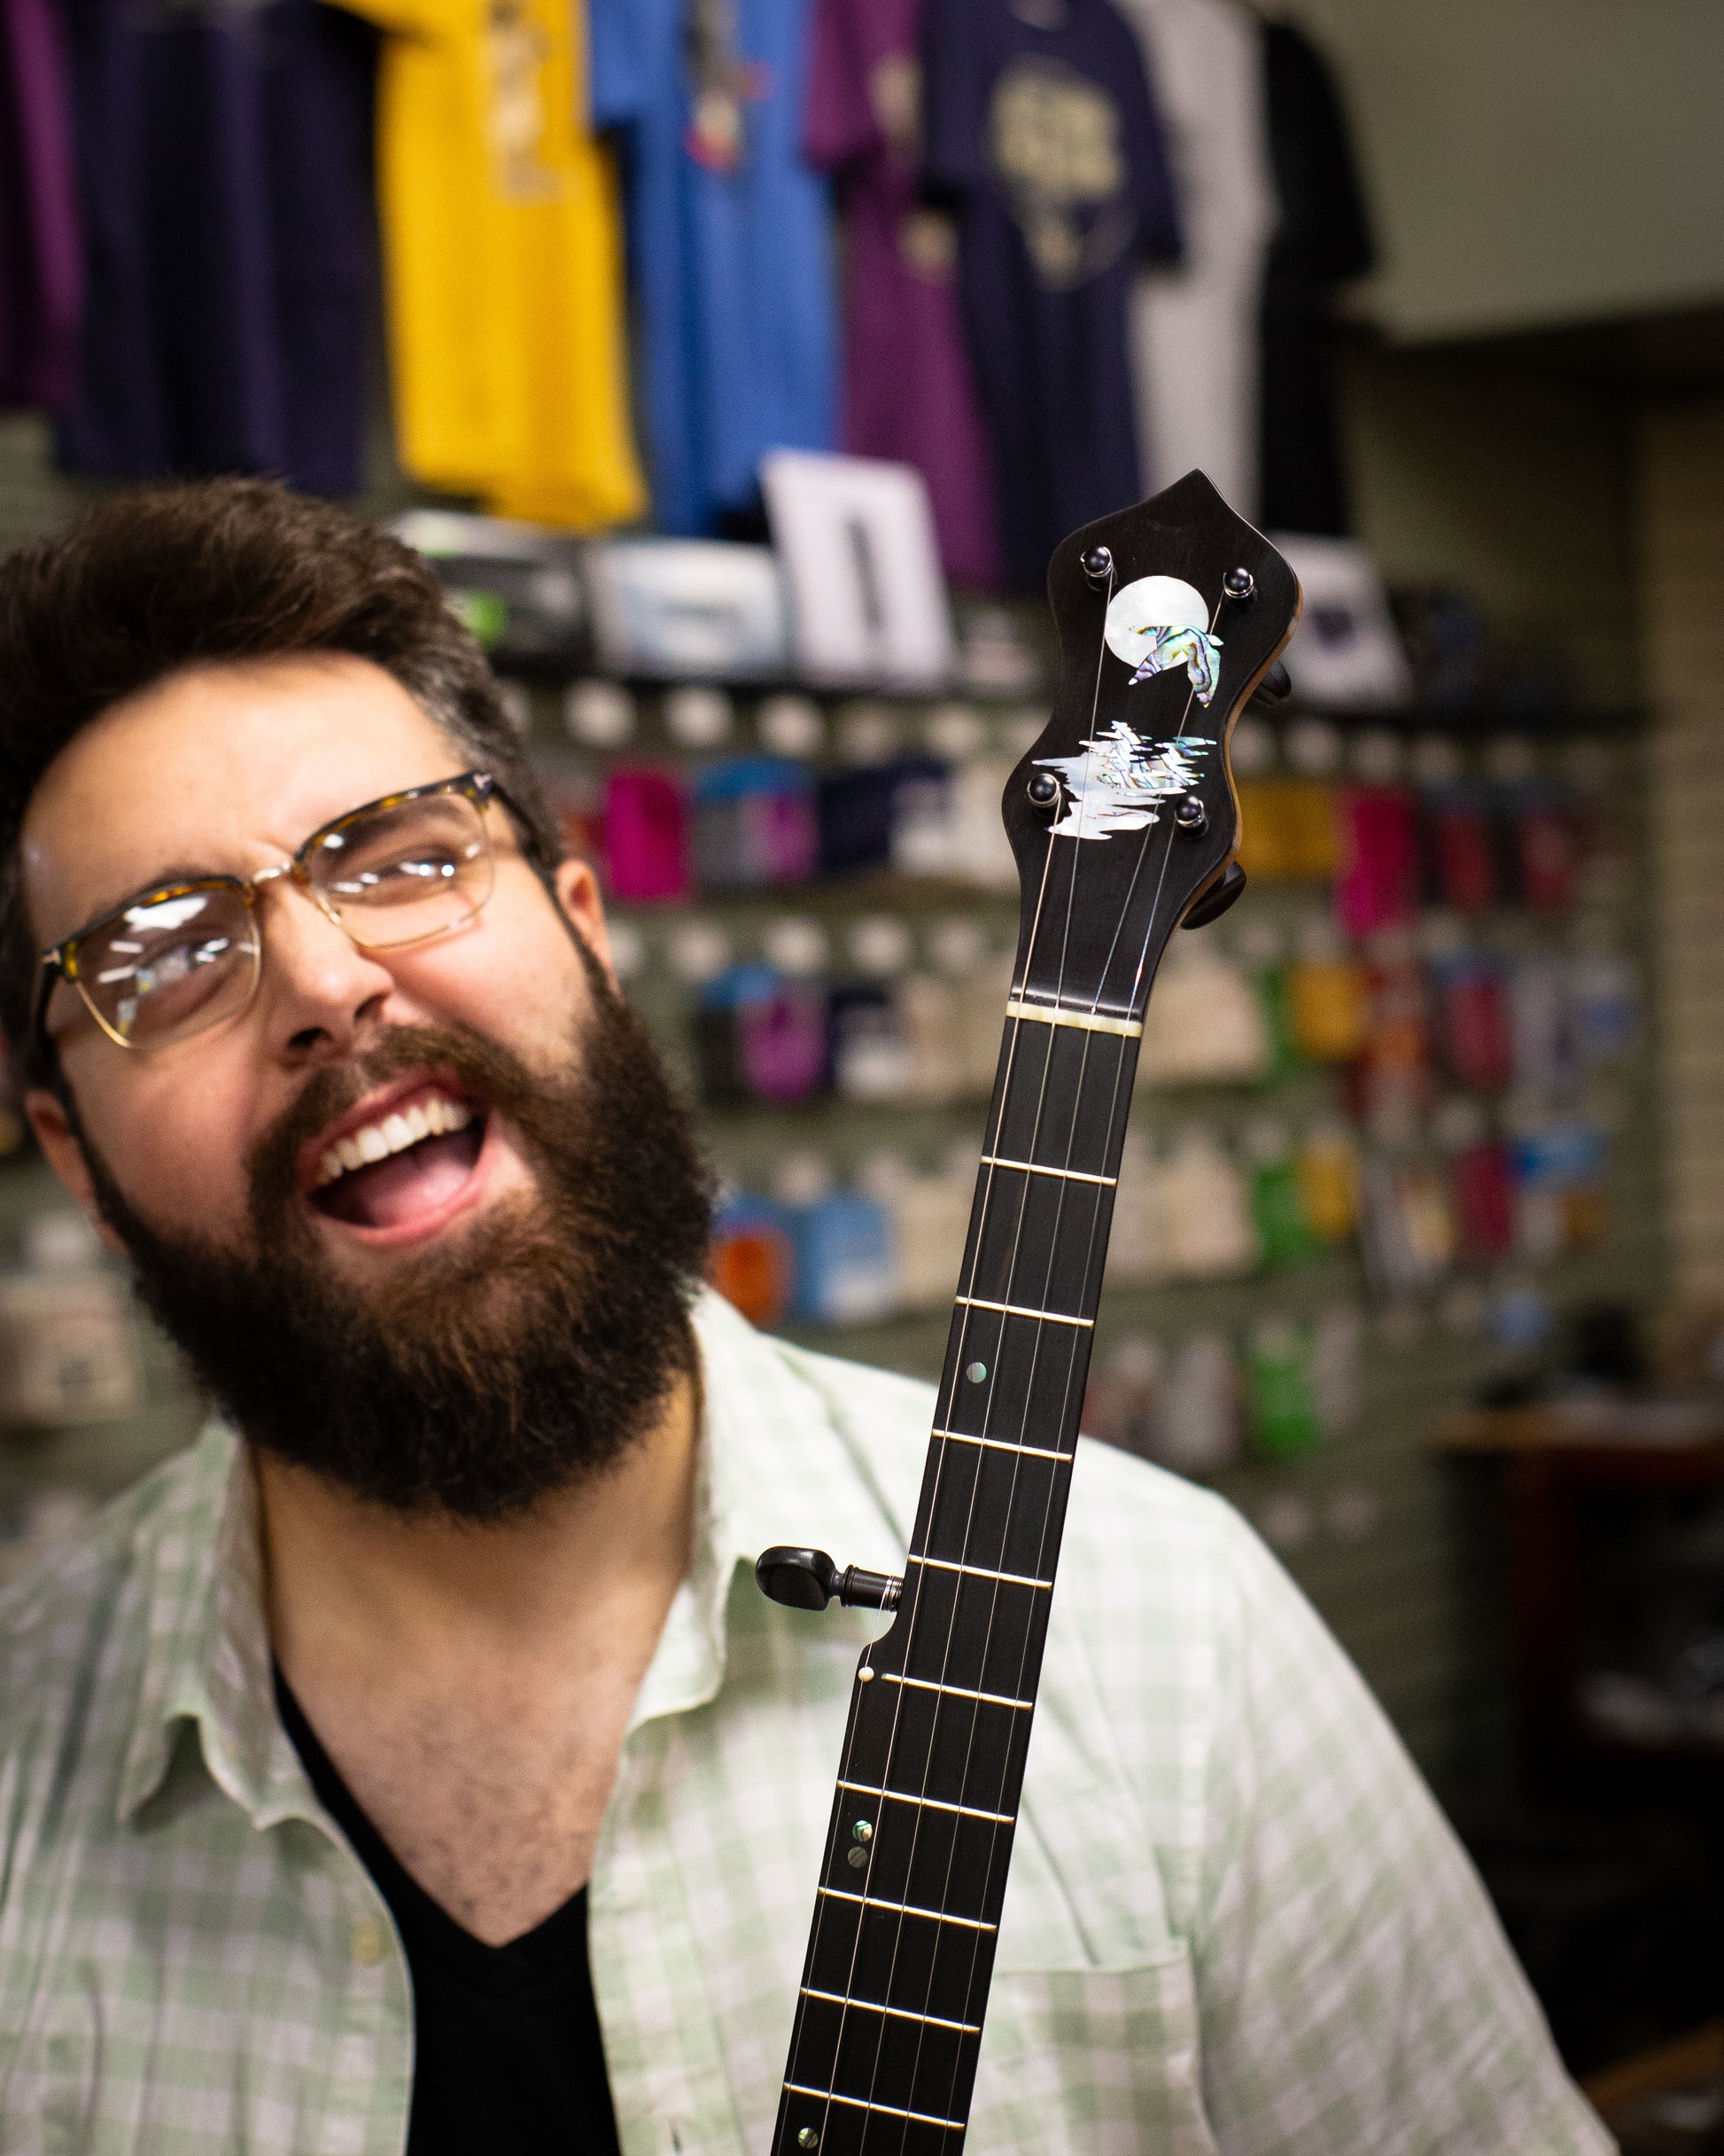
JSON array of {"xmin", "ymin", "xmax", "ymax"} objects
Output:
[
  {"xmin": 57, "ymin": 0, "xmax": 376, "ymax": 496},
  {"xmin": 922, "ymin": 0, "xmax": 1180, "ymax": 589}
]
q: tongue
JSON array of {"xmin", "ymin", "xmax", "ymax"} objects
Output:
[{"xmin": 325, "ymin": 1131, "xmax": 479, "ymax": 1231}]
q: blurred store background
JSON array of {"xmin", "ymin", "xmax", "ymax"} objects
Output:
[{"xmin": 0, "ymin": 0, "xmax": 1723, "ymax": 2137}]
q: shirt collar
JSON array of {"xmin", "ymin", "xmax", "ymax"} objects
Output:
[{"xmin": 118, "ymin": 1290, "xmax": 912, "ymax": 1819}]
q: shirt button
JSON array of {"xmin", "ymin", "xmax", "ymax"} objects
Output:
[{"xmin": 351, "ymin": 1918, "xmax": 387, "ymax": 1966}]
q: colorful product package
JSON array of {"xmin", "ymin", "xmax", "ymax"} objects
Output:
[
  {"xmin": 694, "ymin": 964, "xmax": 827, "ymax": 1104},
  {"xmin": 1334, "ymin": 783, "xmax": 1419, "ymax": 938},
  {"xmin": 690, "ymin": 757, "xmax": 818, "ymax": 892},
  {"xmin": 1419, "ymin": 780, "xmax": 1497, "ymax": 913},
  {"xmin": 708, "ymin": 1195, "xmax": 798, "ymax": 1327},
  {"xmin": 1431, "ymin": 952, "xmax": 1514, "ymax": 1094},
  {"xmin": 602, "ymin": 766, "xmax": 689, "ymax": 900},
  {"xmin": 788, "ymin": 1188, "xmax": 898, "ymax": 1327},
  {"xmin": 1246, "ymin": 1316, "xmax": 1321, "ymax": 1459}
]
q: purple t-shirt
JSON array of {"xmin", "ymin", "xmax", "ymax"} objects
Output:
[
  {"xmin": 0, "ymin": 0, "xmax": 81, "ymax": 411},
  {"xmin": 803, "ymin": 0, "xmax": 1000, "ymax": 590}
]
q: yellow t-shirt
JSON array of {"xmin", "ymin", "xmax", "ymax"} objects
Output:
[{"xmin": 337, "ymin": 0, "xmax": 645, "ymax": 528}]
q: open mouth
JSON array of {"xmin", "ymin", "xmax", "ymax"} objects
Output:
[{"xmin": 309, "ymin": 1084, "xmax": 488, "ymax": 1233}]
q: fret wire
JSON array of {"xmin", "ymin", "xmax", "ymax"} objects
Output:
[
  {"xmin": 837, "ymin": 1779, "xmax": 1015, "ymax": 1826},
  {"xmin": 878, "ymin": 1672, "xmax": 1035, "ymax": 1711},
  {"xmin": 817, "ymin": 1887, "xmax": 996, "ymax": 1932},
  {"xmin": 931, "ymin": 1427, "xmax": 1070, "ymax": 1463},
  {"xmin": 799, "ymin": 1988, "xmax": 982, "ymax": 2035},
  {"xmin": 784, "ymin": 2084, "xmax": 967, "ymax": 2132},
  {"xmin": 979, "ymin": 1153, "xmax": 1116, "ymax": 1187},
  {"xmin": 952, "ymin": 1295, "xmax": 1092, "ymax": 1328},
  {"xmin": 910, "ymin": 1554, "xmax": 1053, "ymax": 1589}
]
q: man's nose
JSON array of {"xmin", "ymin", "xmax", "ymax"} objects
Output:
[{"xmin": 255, "ymin": 880, "xmax": 398, "ymax": 1062}]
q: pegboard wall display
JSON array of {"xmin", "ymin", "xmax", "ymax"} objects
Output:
[{"xmin": 0, "ymin": 665, "xmax": 1661, "ymax": 1794}]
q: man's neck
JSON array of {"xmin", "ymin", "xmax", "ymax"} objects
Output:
[{"xmin": 254, "ymin": 1366, "xmax": 702, "ymax": 1687}]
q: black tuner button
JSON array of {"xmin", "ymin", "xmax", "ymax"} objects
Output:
[
  {"xmin": 1249, "ymin": 659, "xmax": 1292, "ymax": 707},
  {"xmin": 1180, "ymin": 860, "xmax": 1247, "ymax": 930},
  {"xmin": 1027, "ymin": 769, "xmax": 1060, "ymax": 806},
  {"xmin": 1174, "ymin": 793, "xmax": 1207, "ymax": 834},
  {"xmin": 756, "ymin": 1546, "xmax": 904, "ymax": 1613},
  {"xmin": 1223, "ymin": 566, "xmax": 1255, "ymax": 602},
  {"xmin": 1080, "ymin": 545, "xmax": 1114, "ymax": 586}
]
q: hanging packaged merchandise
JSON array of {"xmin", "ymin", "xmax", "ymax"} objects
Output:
[
  {"xmin": 863, "ymin": 1151, "xmax": 973, "ymax": 1312},
  {"xmin": 1243, "ymin": 1118, "xmax": 1314, "ymax": 1268},
  {"xmin": 603, "ymin": 767, "xmax": 690, "ymax": 901},
  {"xmin": 951, "ymin": 759, "xmax": 1021, "ymax": 891},
  {"xmin": 827, "ymin": 982, "xmax": 912, "ymax": 1102},
  {"xmin": 1285, "ymin": 915, "xmax": 1367, "ymax": 1062},
  {"xmin": 1359, "ymin": 1154, "xmax": 1456, "ymax": 1296},
  {"xmin": 920, "ymin": 0, "xmax": 1182, "ymax": 589},
  {"xmin": 691, "ymin": 758, "xmax": 819, "ymax": 893},
  {"xmin": 1233, "ymin": 777, "xmax": 1293, "ymax": 881},
  {"xmin": 1137, "ymin": 943, "xmax": 1270, "ymax": 1087},
  {"xmin": 1500, "ymin": 782, "xmax": 1577, "ymax": 914},
  {"xmin": 1160, "ymin": 1127, "xmax": 1259, "ymax": 1279},
  {"xmin": 0, "ymin": 1214, "xmax": 142, "ymax": 1428},
  {"xmin": 1419, "ymin": 781, "xmax": 1498, "ymax": 914},
  {"xmin": 1231, "ymin": 918, "xmax": 1294, "ymax": 1078},
  {"xmin": 1452, "ymin": 1137, "xmax": 1516, "ymax": 1265},
  {"xmin": 1246, "ymin": 1315, "xmax": 1320, "ymax": 1460},
  {"xmin": 1510, "ymin": 956, "xmax": 1579, "ymax": 1101},
  {"xmin": 1081, "ymin": 1334, "xmax": 1164, "ymax": 1461},
  {"xmin": 1295, "ymin": 1121, "xmax": 1360, "ymax": 1244},
  {"xmin": 1310, "ymin": 1304, "xmax": 1363, "ymax": 1437},
  {"xmin": 897, "ymin": 974, "xmax": 964, "ymax": 1105},
  {"xmin": 888, "ymin": 762, "xmax": 959, "ymax": 878},
  {"xmin": 1431, "ymin": 950, "xmax": 1514, "ymax": 1094},
  {"xmin": 1153, "ymin": 1332, "xmax": 1241, "ymax": 1475},
  {"xmin": 1280, "ymin": 774, "xmax": 1342, "ymax": 880},
  {"xmin": 695, "ymin": 964, "xmax": 828, "ymax": 1105},
  {"xmin": 1108, "ymin": 1132, "xmax": 1170, "ymax": 1286},
  {"xmin": 392, "ymin": 511, "xmax": 592, "ymax": 668},
  {"xmin": 1511, "ymin": 1121, "xmax": 1608, "ymax": 1262},
  {"xmin": 788, "ymin": 1185, "xmax": 899, "ymax": 1326},
  {"xmin": 1570, "ymin": 949, "xmax": 1639, "ymax": 1064},
  {"xmin": 1333, "ymin": 783, "xmax": 1418, "ymax": 938},
  {"xmin": 585, "ymin": 540, "xmax": 790, "ymax": 679},
  {"xmin": 817, "ymin": 756, "xmax": 951, "ymax": 877},
  {"xmin": 709, "ymin": 1193, "xmax": 798, "ymax": 1326},
  {"xmin": 537, "ymin": 760, "xmax": 607, "ymax": 871},
  {"xmin": 1355, "ymin": 933, "xmax": 1430, "ymax": 1128}
]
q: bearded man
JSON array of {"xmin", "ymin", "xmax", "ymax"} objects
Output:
[{"xmin": 0, "ymin": 481, "xmax": 1603, "ymax": 2155}]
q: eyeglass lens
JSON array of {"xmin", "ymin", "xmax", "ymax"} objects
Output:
[{"xmin": 70, "ymin": 786, "xmax": 494, "ymax": 1051}]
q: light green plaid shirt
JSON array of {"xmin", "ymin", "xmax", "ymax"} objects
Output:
[{"xmin": 0, "ymin": 1289, "xmax": 1605, "ymax": 2156}]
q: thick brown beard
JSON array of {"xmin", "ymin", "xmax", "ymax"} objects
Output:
[{"xmin": 77, "ymin": 982, "xmax": 717, "ymax": 1522}]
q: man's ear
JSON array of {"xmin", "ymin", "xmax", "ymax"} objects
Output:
[
  {"xmin": 24, "ymin": 1086, "xmax": 127, "ymax": 1255},
  {"xmin": 552, "ymin": 855, "xmax": 618, "ymax": 992}
]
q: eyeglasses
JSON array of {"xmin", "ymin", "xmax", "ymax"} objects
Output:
[{"xmin": 35, "ymin": 771, "xmax": 501, "ymax": 1057}]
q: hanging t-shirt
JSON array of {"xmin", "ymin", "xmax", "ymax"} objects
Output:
[
  {"xmin": 588, "ymin": 0, "xmax": 837, "ymax": 537},
  {"xmin": 56, "ymin": 0, "xmax": 375, "ymax": 495},
  {"xmin": 1258, "ymin": 18, "xmax": 1373, "ymax": 535},
  {"xmin": 341, "ymin": 0, "xmax": 644, "ymax": 529},
  {"xmin": 803, "ymin": 0, "xmax": 999, "ymax": 588},
  {"xmin": 1115, "ymin": 0, "xmax": 1274, "ymax": 516},
  {"xmin": 0, "ymin": 0, "xmax": 81, "ymax": 412},
  {"xmin": 921, "ymin": 0, "xmax": 1181, "ymax": 591}
]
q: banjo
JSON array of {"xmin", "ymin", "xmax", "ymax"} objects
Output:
[{"xmin": 756, "ymin": 471, "xmax": 1301, "ymax": 2154}]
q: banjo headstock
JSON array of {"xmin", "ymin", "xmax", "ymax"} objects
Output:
[{"xmin": 1003, "ymin": 469, "xmax": 1301, "ymax": 1021}]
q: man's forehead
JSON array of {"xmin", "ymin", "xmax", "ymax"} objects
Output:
[{"xmin": 22, "ymin": 652, "xmax": 459, "ymax": 939}]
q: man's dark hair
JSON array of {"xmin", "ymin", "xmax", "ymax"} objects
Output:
[{"xmin": 0, "ymin": 478, "xmax": 566, "ymax": 1089}]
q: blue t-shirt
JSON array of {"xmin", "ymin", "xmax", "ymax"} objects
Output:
[
  {"xmin": 56, "ymin": 0, "xmax": 376, "ymax": 496},
  {"xmin": 589, "ymin": 0, "xmax": 836, "ymax": 536},
  {"xmin": 922, "ymin": 0, "xmax": 1180, "ymax": 589}
]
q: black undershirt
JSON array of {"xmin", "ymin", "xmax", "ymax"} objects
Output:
[{"xmin": 274, "ymin": 1667, "xmax": 624, "ymax": 2156}]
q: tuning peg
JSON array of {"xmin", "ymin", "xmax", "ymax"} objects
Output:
[
  {"xmin": 1248, "ymin": 660, "xmax": 1292, "ymax": 708},
  {"xmin": 757, "ymin": 1546, "xmax": 904, "ymax": 1613},
  {"xmin": 1180, "ymin": 861, "xmax": 1246, "ymax": 930}
]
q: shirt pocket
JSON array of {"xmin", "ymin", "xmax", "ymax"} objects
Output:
[{"xmin": 967, "ymin": 1943, "xmax": 1220, "ymax": 2156}]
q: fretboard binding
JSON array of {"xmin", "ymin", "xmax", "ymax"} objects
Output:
[
  {"xmin": 838, "ymin": 1779, "xmax": 1015, "ymax": 1825},
  {"xmin": 954, "ymin": 1295, "xmax": 1092, "ymax": 1328},
  {"xmin": 879, "ymin": 1671, "xmax": 1034, "ymax": 1710},
  {"xmin": 817, "ymin": 1887, "xmax": 996, "ymax": 1932},
  {"xmin": 980, "ymin": 1153, "xmax": 1117, "ymax": 1187},
  {"xmin": 784, "ymin": 2084, "xmax": 966, "ymax": 2132},
  {"xmin": 912, "ymin": 1554, "xmax": 1053, "ymax": 1589},
  {"xmin": 799, "ymin": 1987, "xmax": 982, "ymax": 2035},
  {"xmin": 1005, "ymin": 996, "xmax": 1143, "ymax": 1041},
  {"xmin": 932, "ymin": 1426, "xmax": 1069, "ymax": 1463}
]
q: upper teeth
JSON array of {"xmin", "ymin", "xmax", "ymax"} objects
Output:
[{"xmin": 315, "ymin": 1094, "xmax": 474, "ymax": 1187}]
